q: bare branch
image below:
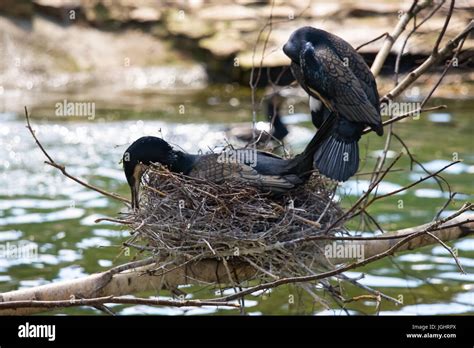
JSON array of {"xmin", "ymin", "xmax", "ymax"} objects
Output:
[
  {"xmin": 383, "ymin": 20, "xmax": 473, "ymax": 101},
  {"xmin": 211, "ymin": 208, "xmax": 473, "ymax": 302},
  {"xmin": 356, "ymin": 32, "xmax": 389, "ymax": 51},
  {"xmin": 0, "ymin": 295, "xmax": 239, "ymax": 311},
  {"xmin": 371, "ymin": 0, "xmax": 432, "ymax": 76},
  {"xmin": 25, "ymin": 107, "xmax": 131, "ymax": 205},
  {"xmin": 362, "ymin": 105, "xmax": 446, "ymax": 135},
  {"xmin": 425, "ymin": 231, "xmax": 465, "ymax": 274},
  {"xmin": 432, "ymin": 0, "xmax": 455, "ymax": 54},
  {"xmin": 420, "ymin": 33, "xmax": 468, "ymax": 107},
  {"xmin": 394, "ymin": 0, "xmax": 446, "ymax": 84},
  {"xmin": 363, "ymin": 161, "xmax": 460, "ymax": 207},
  {"xmin": 1, "ymin": 212, "xmax": 471, "ymax": 315},
  {"xmin": 324, "ymin": 153, "xmax": 403, "ymax": 232}
]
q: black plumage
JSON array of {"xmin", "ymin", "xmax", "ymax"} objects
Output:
[
  {"xmin": 123, "ymin": 121, "xmax": 333, "ymax": 209},
  {"xmin": 266, "ymin": 93, "xmax": 289, "ymax": 141},
  {"xmin": 283, "ymin": 26, "xmax": 383, "ymax": 182}
]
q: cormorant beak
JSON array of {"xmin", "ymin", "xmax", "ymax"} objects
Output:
[{"xmin": 131, "ymin": 163, "xmax": 147, "ymax": 210}]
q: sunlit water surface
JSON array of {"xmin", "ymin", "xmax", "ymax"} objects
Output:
[{"xmin": 0, "ymin": 89, "xmax": 472, "ymax": 315}]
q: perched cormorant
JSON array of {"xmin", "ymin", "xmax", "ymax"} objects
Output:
[
  {"xmin": 283, "ymin": 26, "xmax": 383, "ymax": 182},
  {"xmin": 123, "ymin": 120, "xmax": 333, "ymax": 209}
]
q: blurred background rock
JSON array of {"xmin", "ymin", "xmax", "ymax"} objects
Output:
[{"xmin": 0, "ymin": 0, "xmax": 472, "ymax": 111}]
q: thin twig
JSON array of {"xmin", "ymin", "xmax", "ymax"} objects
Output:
[
  {"xmin": 382, "ymin": 20, "xmax": 473, "ymax": 102},
  {"xmin": 420, "ymin": 33, "xmax": 468, "ymax": 108},
  {"xmin": 392, "ymin": 132, "xmax": 448, "ymax": 193},
  {"xmin": 363, "ymin": 160, "xmax": 460, "ymax": 208},
  {"xmin": 432, "ymin": 0, "xmax": 455, "ymax": 54},
  {"xmin": 24, "ymin": 106, "xmax": 131, "ymax": 205},
  {"xmin": 394, "ymin": 0, "xmax": 445, "ymax": 84},
  {"xmin": 371, "ymin": 0, "xmax": 430, "ymax": 77},
  {"xmin": 425, "ymin": 231, "xmax": 466, "ymax": 274},
  {"xmin": 356, "ymin": 32, "xmax": 389, "ymax": 51},
  {"xmin": 324, "ymin": 153, "xmax": 403, "ymax": 232},
  {"xmin": 362, "ymin": 105, "xmax": 446, "ymax": 135},
  {"xmin": 0, "ymin": 296, "xmax": 240, "ymax": 310}
]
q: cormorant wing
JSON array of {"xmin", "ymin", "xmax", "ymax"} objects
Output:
[
  {"xmin": 299, "ymin": 43, "xmax": 383, "ymax": 133},
  {"xmin": 189, "ymin": 154, "xmax": 298, "ymax": 193},
  {"xmin": 323, "ymin": 33, "xmax": 380, "ymax": 110}
]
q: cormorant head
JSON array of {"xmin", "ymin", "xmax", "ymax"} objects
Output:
[
  {"xmin": 283, "ymin": 26, "xmax": 320, "ymax": 63},
  {"xmin": 123, "ymin": 136, "xmax": 176, "ymax": 210}
]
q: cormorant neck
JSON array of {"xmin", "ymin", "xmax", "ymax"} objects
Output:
[{"xmin": 169, "ymin": 151, "xmax": 197, "ymax": 174}]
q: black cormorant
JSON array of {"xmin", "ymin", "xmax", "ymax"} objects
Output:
[
  {"xmin": 123, "ymin": 120, "xmax": 333, "ymax": 209},
  {"xmin": 283, "ymin": 26, "xmax": 383, "ymax": 182}
]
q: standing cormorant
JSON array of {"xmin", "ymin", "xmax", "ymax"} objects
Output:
[
  {"xmin": 283, "ymin": 26, "xmax": 383, "ymax": 182},
  {"xmin": 123, "ymin": 119, "xmax": 333, "ymax": 209}
]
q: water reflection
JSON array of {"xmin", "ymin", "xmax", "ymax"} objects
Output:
[
  {"xmin": 340, "ymin": 180, "xmax": 404, "ymax": 196},
  {"xmin": 428, "ymin": 113, "xmax": 452, "ymax": 124},
  {"xmin": 0, "ymin": 208, "xmax": 85, "ymax": 226},
  {"xmin": 380, "ymin": 302, "xmax": 471, "ymax": 315}
]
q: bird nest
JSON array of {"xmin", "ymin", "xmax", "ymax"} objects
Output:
[{"xmin": 127, "ymin": 164, "xmax": 346, "ymax": 282}]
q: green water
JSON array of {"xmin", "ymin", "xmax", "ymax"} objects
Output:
[{"xmin": 0, "ymin": 87, "xmax": 472, "ymax": 315}]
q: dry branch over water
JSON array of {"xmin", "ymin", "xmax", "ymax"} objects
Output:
[{"xmin": 0, "ymin": 212, "xmax": 471, "ymax": 315}]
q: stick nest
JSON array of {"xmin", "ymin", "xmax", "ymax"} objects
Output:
[{"xmin": 128, "ymin": 164, "xmax": 346, "ymax": 281}]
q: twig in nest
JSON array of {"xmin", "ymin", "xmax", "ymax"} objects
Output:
[
  {"xmin": 129, "ymin": 164, "xmax": 343, "ymax": 287},
  {"xmin": 210, "ymin": 205, "xmax": 472, "ymax": 303},
  {"xmin": 95, "ymin": 217, "xmax": 133, "ymax": 224}
]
